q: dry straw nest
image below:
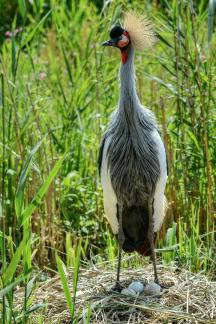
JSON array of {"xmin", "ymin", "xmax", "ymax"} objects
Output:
[{"xmin": 16, "ymin": 262, "xmax": 216, "ymax": 323}]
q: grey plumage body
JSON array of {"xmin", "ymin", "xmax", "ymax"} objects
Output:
[
  {"xmin": 105, "ymin": 97, "xmax": 160, "ymax": 205},
  {"xmin": 99, "ymin": 46, "xmax": 164, "ymax": 252}
]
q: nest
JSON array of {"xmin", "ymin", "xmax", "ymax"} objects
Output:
[{"xmin": 15, "ymin": 260, "xmax": 216, "ymax": 323}]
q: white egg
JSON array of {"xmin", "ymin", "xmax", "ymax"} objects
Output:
[
  {"xmin": 121, "ymin": 288, "xmax": 137, "ymax": 296},
  {"xmin": 128, "ymin": 281, "xmax": 144, "ymax": 294},
  {"xmin": 143, "ymin": 282, "xmax": 162, "ymax": 296}
]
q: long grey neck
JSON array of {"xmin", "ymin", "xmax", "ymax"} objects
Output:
[{"xmin": 119, "ymin": 45, "xmax": 140, "ymax": 111}]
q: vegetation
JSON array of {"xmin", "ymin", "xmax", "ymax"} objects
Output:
[{"xmin": 0, "ymin": 0, "xmax": 215, "ymax": 322}]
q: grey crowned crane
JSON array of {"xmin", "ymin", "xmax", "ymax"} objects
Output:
[{"xmin": 98, "ymin": 12, "xmax": 167, "ymax": 290}]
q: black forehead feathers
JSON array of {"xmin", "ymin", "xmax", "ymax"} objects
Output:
[{"xmin": 109, "ymin": 25, "xmax": 124, "ymax": 39}]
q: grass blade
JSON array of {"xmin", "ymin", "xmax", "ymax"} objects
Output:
[
  {"xmin": 18, "ymin": 0, "xmax": 27, "ymax": 19},
  {"xmin": 26, "ymin": 276, "xmax": 35, "ymax": 300},
  {"xmin": 56, "ymin": 254, "xmax": 74, "ymax": 319},
  {"xmin": 15, "ymin": 137, "xmax": 45, "ymax": 222},
  {"xmin": 21, "ymin": 154, "xmax": 66, "ymax": 226},
  {"xmin": 25, "ymin": 303, "xmax": 46, "ymax": 315},
  {"xmin": 3, "ymin": 238, "xmax": 26, "ymax": 284},
  {"xmin": 208, "ymin": 0, "xmax": 216, "ymax": 43},
  {"xmin": 0, "ymin": 276, "xmax": 26, "ymax": 298},
  {"xmin": 11, "ymin": 32, "xmax": 16, "ymax": 78},
  {"xmin": 21, "ymin": 8, "xmax": 53, "ymax": 48}
]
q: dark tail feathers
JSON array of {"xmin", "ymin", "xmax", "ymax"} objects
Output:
[{"xmin": 122, "ymin": 205, "xmax": 152, "ymax": 256}]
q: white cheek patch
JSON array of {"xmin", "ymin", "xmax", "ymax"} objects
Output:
[{"xmin": 118, "ymin": 34, "xmax": 129, "ymax": 48}]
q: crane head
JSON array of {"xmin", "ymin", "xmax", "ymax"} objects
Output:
[
  {"xmin": 102, "ymin": 25, "xmax": 130, "ymax": 64},
  {"xmin": 102, "ymin": 26, "xmax": 130, "ymax": 49},
  {"xmin": 102, "ymin": 12, "xmax": 157, "ymax": 64}
]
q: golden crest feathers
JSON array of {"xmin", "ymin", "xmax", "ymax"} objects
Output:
[{"xmin": 123, "ymin": 11, "xmax": 157, "ymax": 50}]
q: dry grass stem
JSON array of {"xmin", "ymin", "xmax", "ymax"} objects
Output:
[{"xmin": 14, "ymin": 263, "xmax": 216, "ymax": 323}]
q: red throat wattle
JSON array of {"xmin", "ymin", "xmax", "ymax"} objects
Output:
[{"xmin": 121, "ymin": 50, "xmax": 128, "ymax": 64}]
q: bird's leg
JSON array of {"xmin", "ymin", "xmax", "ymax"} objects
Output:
[
  {"xmin": 148, "ymin": 199, "xmax": 167, "ymax": 289},
  {"xmin": 112, "ymin": 204, "xmax": 124, "ymax": 292},
  {"xmin": 148, "ymin": 198, "xmax": 159, "ymax": 285}
]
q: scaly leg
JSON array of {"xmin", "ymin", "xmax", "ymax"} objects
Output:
[
  {"xmin": 148, "ymin": 198, "xmax": 159, "ymax": 284},
  {"xmin": 112, "ymin": 204, "xmax": 124, "ymax": 292}
]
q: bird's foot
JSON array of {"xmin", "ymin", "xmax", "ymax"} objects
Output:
[
  {"xmin": 154, "ymin": 279, "xmax": 167, "ymax": 290},
  {"xmin": 110, "ymin": 281, "xmax": 124, "ymax": 293}
]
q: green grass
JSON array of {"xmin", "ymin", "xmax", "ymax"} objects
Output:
[{"xmin": 0, "ymin": 0, "xmax": 216, "ymax": 322}]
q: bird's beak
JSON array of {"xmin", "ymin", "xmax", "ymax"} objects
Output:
[{"xmin": 102, "ymin": 39, "xmax": 118, "ymax": 47}]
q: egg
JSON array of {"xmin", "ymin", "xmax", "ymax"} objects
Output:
[
  {"xmin": 128, "ymin": 281, "xmax": 144, "ymax": 294},
  {"xmin": 143, "ymin": 282, "xmax": 162, "ymax": 296},
  {"xmin": 121, "ymin": 287, "xmax": 137, "ymax": 296}
]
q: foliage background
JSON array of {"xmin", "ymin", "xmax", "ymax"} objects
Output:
[{"xmin": 0, "ymin": 0, "xmax": 215, "ymax": 320}]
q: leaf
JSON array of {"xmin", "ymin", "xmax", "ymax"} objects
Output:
[
  {"xmin": 11, "ymin": 32, "xmax": 16, "ymax": 77},
  {"xmin": 25, "ymin": 303, "xmax": 46, "ymax": 315},
  {"xmin": 60, "ymin": 40, "xmax": 73, "ymax": 85},
  {"xmin": 72, "ymin": 242, "xmax": 81, "ymax": 308},
  {"xmin": 187, "ymin": 130, "xmax": 201, "ymax": 151},
  {"xmin": 208, "ymin": 0, "xmax": 216, "ymax": 43},
  {"xmin": 18, "ymin": 0, "xmax": 27, "ymax": 19},
  {"xmin": 21, "ymin": 8, "xmax": 53, "ymax": 48},
  {"xmin": 56, "ymin": 254, "xmax": 74, "ymax": 318},
  {"xmin": 3, "ymin": 239, "xmax": 26, "ymax": 284},
  {"xmin": 21, "ymin": 154, "xmax": 66, "ymax": 226},
  {"xmin": 0, "ymin": 276, "xmax": 26, "ymax": 298},
  {"xmin": 26, "ymin": 276, "xmax": 35, "ymax": 300},
  {"xmin": 148, "ymin": 76, "xmax": 178, "ymax": 95},
  {"xmin": 166, "ymin": 223, "xmax": 177, "ymax": 247},
  {"xmin": 15, "ymin": 137, "xmax": 45, "ymax": 222},
  {"xmin": 156, "ymin": 33, "xmax": 173, "ymax": 48}
]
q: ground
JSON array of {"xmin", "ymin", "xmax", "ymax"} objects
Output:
[{"xmin": 15, "ymin": 262, "xmax": 216, "ymax": 323}]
